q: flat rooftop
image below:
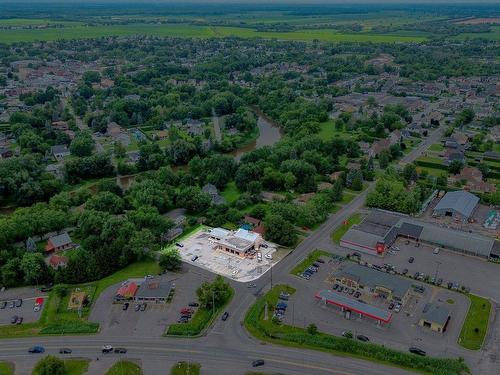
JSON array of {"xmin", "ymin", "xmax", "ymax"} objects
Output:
[{"xmin": 316, "ymin": 289, "xmax": 392, "ymax": 323}]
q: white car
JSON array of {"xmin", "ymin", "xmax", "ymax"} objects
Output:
[
  {"xmin": 33, "ymin": 305, "xmax": 41, "ymax": 312},
  {"xmin": 265, "ymin": 254, "xmax": 273, "ymax": 260},
  {"xmin": 433, "ymin": 247, "xmax": 440, "ymax": 254}
]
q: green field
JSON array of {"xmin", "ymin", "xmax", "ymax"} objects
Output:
[
  {"xmin": 0, "ymin": 361, "xmax": 13, "ymax": 375},
  {"xmin": 331, "ymin": 213, "xmax": 363, "ymax": 244},
  {"xmin": 170, "ymin": 362, "xmax": 201, "ymax": 375},
  {"xmin": 0, "ymin": 22, "xmax": 429, "ymax": 44},
  {"xmin": 105, "ymin": 361, "xmax": 142, "ymax": 375},
  {"xmin": 459, "ymin": 294, "xmax": 491, "ymax": 350}
]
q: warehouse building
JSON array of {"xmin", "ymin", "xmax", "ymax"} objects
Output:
[
  {"xmin": 432, "ymin": 190, "xmax": 479, "ymax": 222},
  {"xmin": 419, "ymin": 303, "xmax": 450, "ymax": 333},
  {"xmin": 334, "ymin": 263, "xmax": 412, "ymax": 304},
  {"xmin": 340, "ymin": 209, "xmax": 498, "ymax": 259}
]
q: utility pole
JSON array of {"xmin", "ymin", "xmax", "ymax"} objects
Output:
[
  {"xmin": 270, "ymin": 265, "xmax": 273, "ymax": 290},
  {"xmin": 434, "ymin": 260, "xmax": 441, "ymax": 282}
]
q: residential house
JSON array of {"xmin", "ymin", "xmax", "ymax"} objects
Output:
[
  {"xmin": 202, "ymin": 183, "xmax": 225, "ymax": 205},
  {"xmin": 448, "ymin": 167, "xmax": 496, "ymax": 193},
  {"xmin": 106, "ymin": 122, "xmax": 131, "ymax": 146},
  {"xmin": 49, "ymin": 254, "xmax": 68, "ymax": 269},
  {"xmin": 51, "ymin": 145, "xmax": 70, "ymax": 160},
  {"xmin": 293, "ymin": 193, "xmax": 316, "ymax": 206},
  {"xmin": 45, "ymin": 164, "xmax": 64, "ymax": 180},
  {"xmin": 45, "ymin": 232, "xmax": 74, "ymax": 253}
]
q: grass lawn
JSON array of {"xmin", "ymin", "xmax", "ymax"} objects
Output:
[
  {"xmin": 340, "ymin": 191, "xmax": 357, "ymax": 205},
  {"xmin": 429, "ymin": 143, "xmax": 444, "ymax": 152},
  {"xmin": 291, "ymin": 249, "xmax": 331, "ymax": 275},
  {"xmin": 417, "ymin": 166, "xmax": 448, "ymax": 178},
  {"xmin": 170, "ymin": 362, "xmax": 201, "ymax": 375},
  {"xmin": 0, "ymin": 361, "xmax": 13, "ymax": 375},
  {"xmin": 458, "ymin": 294, "xmax": 491, "ymax": 350},
  {"xmin": 105, "ymin": 361, "xmax": 142, "ymax": 375},
  {"xmin": 64, "ymin": 359, "xmax": 90, "ymax": 375},
  {"xmin": 331, "ymin": 213, "xmax": 363, "ymax": 244},
  {"xmin": 245, "ymin": 285, "xmax": 469, "ymax": 375},
  {"xmin": 317, "ymin": 121, "xmax": 356, "ymax": 141},
  {"xmin": 166, "ymin": 286, "xmax": 234, "ymax": 337},
  {"xmin": 221, "ymin": 181, "xmax": 241, "ymax": 203}
]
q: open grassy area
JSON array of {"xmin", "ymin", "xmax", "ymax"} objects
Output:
[
  {"xmin": 244, "ymin": 285, "xmax": 470, "ymax": 375},
  {"xmin": 290, "ymin": 249, "xmax": 331, "ymax": 275},
  {"xmin": 429, "ymin": 143, "xmax": 445, "ymax": 152},
  {"xmin": 166, "ymin": 286, "xmax": 234, "ymax": 337},
  {"xmin": 170, "ymin": 362, "xmax": 201, "ymax": 375},
  {"xmin": 105, "ymin": 361, "xmax": 142, "ymax": 375},
  {"xmin": 331, "ymin": 213, "xmax": 363, "ymax": 244},
  {"xmin": 0, "ymin": 22, "xmax": 429, "ymax": 44},
  {"xmin": 64, "ymin": 359, "xmax": 90, "ymax": 375},
  {"xmin": 458, "ymin": 294, "xmax": 491, "ymax": 350},
  {"xmin": 0, "ymin": 361, "xmax": 14, "ymax": 375},
  {"xmin": 317, "ymin": 121, "xmax": 357, "ymax": 141}
]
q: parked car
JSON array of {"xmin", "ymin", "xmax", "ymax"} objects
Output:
[
  {"xmin": 394, "ymin": 303, "xmax": 401, "ymax": 313},
  {"xmin": 175, "ymin": 243, "xmax": 184, "ymax": 248},
  {"xmin": 191, "ymin": 255, "xmax": 199, "ymax": 262},
  {"xmin": 433, "ymin": 247, "xmax": 440, "ymax": 254},
  {"xmin": 177, "ymin": 316, "xmax": 189, "ymax": 323},
  {"xmin": 188, "ymin": 302, "xmax": 199, "ymax": 307},
  {"xmin": 447, "ymin": 282, "xmax": 453, "ymax": 289},
  {"xmin": 8, "ymin": 301, "xmax": 14, "ymax": 308},
  {"xmin": 181, "ymin": 307, "xmax": 194, "ymax": 314},
  {"xmin": 0, "ymin": 301, "xmax": 6, "ymax": 309},
  {"xmin": 356, "ymin": 335, "xmax": 369, "ymax": 342},
  {"xmin": 122, "ymin": 303, "xmax": 129, "ymax": 311},
  {"xmin": 221, "ymin": 311, "xmax": 229, "ymax": 321},
  {"xmin": 317, "ymin": 259, "xmax": 325, "ymax": 264},
  {"xmin": 16, "ymin": 316, "xmax": 23, "ymax": 325},
  {"xmin": 140, "ymin": 303, "xmax": 147, "ymax": 311},
  {"xmin": 247, "ymin": 283, "xmax": 257, "ymax": 289},
  {"xmin": 252, "ymin": 359, "xmax": 265, "ymax": 367},
  {"xmin": 279, "ymin": 292, "xmax": 290, "ymax": 300},
  {"xmin": 332, "ymin": 284, "xmax": 339, "ymax": 290},
  {"xmin": 337, "ymin": 286, "xmax": 344, "ymax": 292},
  {"xmin": 265, "ymin": 254, "xmax": 272, "ymax": 260},
  {"xmin": 15, "ymin": 299, "xmax": 22, "ymax": 308},
  {"xmin": 388, "ymin": 302, "xmax": 395, "ymax": 310},
  {"xmin": 10, "ymin": 315, "xmax": 17, "ymax": 324},
  {"xmin": 134, "ymin": 304, "xmax": 141, "ymax": 312},
  {"xmin": 409, "ymin": 347, "xmax": 426, "ymax": 356},
  {"xmin": 59, "ymin": 348, "xmax": 72, "ymax": 354},
  {"xmin": 408, "ymin": 257, "xmax": 415, "ymax": 263},
  {"xmin": 28, "ymin": 346, "xmax": 45, "ymax": 354},
  {"xmin": 402, "ymin": 268, "xmax": 408, "ymax": 275},
  {"xmin": 102, "ymin": 345, "xmax": 113, "ymax": 353},
  {"xmin": 353, "ymin": 291, "xmax": 361, "ymax": 298},
  {"xmin": 114, "ymin": 348, "xmax": 127, "ymax": 354}
]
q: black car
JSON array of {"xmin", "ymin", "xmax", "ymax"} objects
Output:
[
  {"xmin": 317, "ymin": 259, "xmax": 325, "ymax": 264},
  {"xmin": 28, "ymin": 346, "xmax": 45, "ymax": 354},
  {"xmin": 114, "ymin": 348, "xmax": 127, "ymax": 354},
  {"xmin": 252, "ymin": 359, "xmax": 265, "ymax": 367},
  {"xmin": 59, "ymin": 348, "xmax": 72, "ymax": 354},
  {"xmin": 409, "ymin": 347, "xmax": 426, "ymax": 356},
  {"xmin": 122, "ymin": 303, "xmax": 129, "ymax": 311},
  {"xmin": 10, "ymin": 315, "xmax": 17, "ymax": 324},
  {"xmin": 408, "ymin": 257, "xmax": 415, "ymax": 263},
  {"xmin": 221, "ymin": 311, "xmax": 229, "ymax": 321},
  {"xmin": 188, "ymin": 302, "xmax": 199, "ymax": 307},
  {"xmin": 356, "ymin": 335, "xmax": 369, "ymax": 342},
  {"xmin": 175, "ymin": 243, "xmax": 184, "ymax": 248},
  {"xmin": 134, "ymin": 304, "xmax": 141, "ymax": 311}
]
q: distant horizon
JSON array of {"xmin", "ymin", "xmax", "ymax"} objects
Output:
[{"xmin": 1, "ymin": 0, "xmax": 499, "ymax": 4}]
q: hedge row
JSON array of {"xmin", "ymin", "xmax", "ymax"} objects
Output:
[
  {"xmin": 415, "ymin": 160, "xmax": 448, "ymax": 171},
  {"xmin": 245, "ymin": 285, "xmax": 470, "ymax": 375}
]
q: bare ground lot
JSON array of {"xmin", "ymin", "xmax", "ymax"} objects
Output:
[{"xmin": 285, "ymin": 258, "xmax": 469, "ymax": 358}]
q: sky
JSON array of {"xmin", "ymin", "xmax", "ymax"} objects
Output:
[{"xmin": 3, "ymin": 0, "xmax": 499, "ymax": 3}]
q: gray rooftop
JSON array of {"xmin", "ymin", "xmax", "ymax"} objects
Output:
[
  {"xmin": 340, "ymin": 228, "xmax": 384, "ymax": 249},
  {"xmin": 421, "ymin": 303, "xmax": 450, "ymax": 326},
  {"xmin": 433, "ymin": 191, "xmax": 479, "ymax": 218},
  {"xmin": 49, "ymin": 232, "xmax": 72, "ymax": 248},
  {"xmin": 51, "ymin": 144, "xmax": 69, "ymax": 155},
  {"xmin": 337, "ymin": 263, "xmax": 412, "ymax": 300},
  {"xmin": 135, "ymin": 279, "xmax": 172, "ymax": 299},
  {"xmin": 316, "ymin": 289, "xmax": 392, "ymax": 322}
]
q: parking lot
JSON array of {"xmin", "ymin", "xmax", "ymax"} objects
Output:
[
  {"xmin": 0, "ymin": 287, "xmax": 46, "ymax": 326},
  {"xmin": 361, "ymin": 237, "xmax": 500, "ymax": 302},
  {"xmin": 175, "ymin": 228, "xmax": 285, "ymax": 282},
  {"xmin": 285, "ymin": 258, "xmax": 469, "ymax": 357},
  {"xmin": 89, "ymin": 270, "xmax": 208, "ymax": 337}
]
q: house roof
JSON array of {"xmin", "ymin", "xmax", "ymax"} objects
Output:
[
  {"xmin": 49, "ymin": 255, "xmax": 68, "ymax": 267},
  {"xmin": 48, "ymin": 232, "xmax": 72, "ymax": 248},
  {"xmin": 433, "ymin": 191, "xmax": 479, "ymax": 218},
  {"xmin": 421, "ymin": 303, "xmax": 450, "ymax": 326},
  {"xmin": 51, "ymin": 145, "xmax": 69, "ymax": 154},
  {"xmin": 337, "ymin": 263, "xmax": 412, "ymax": 300},
  {"xmin": 116, "ymin": 282, "xmax": 139, "ymax": 298}
]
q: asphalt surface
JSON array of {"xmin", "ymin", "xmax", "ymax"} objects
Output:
[{"xmin": 0, "ymin": 126, "xmax": 457, "ymax": 375}]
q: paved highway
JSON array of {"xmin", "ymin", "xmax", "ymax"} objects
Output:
[{"xmin": 0, "ymin": 126, "xmax": 452, "ymax": 375}]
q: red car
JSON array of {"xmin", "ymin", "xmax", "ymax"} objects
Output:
[{"xmin": 180, "ymin": 307, "xmax": 194, "ymax": 314}]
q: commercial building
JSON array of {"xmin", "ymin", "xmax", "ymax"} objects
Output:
[
  {"xmin": 114, "ymin": 278, "xmax": 172, "ymax": 304},
  {"xmin": 334, "ymin": 263, "xmax": 412, "ymax": 304},
  {"xmin": 432, "ymin": 191, "xmax": 479, "ymax": 222},
  {"xmin": 316, "ymin": 289, "xmax": 392, "ymax": 324},
  {"xmin": 419, "ymin": 303, "xmax": 450, "ymax": 333},
  {"xmin": 340, "ymin": 209, "xmax": 498, "ymax": 259},
  {"xmin": 210, "ymin": 228, "xmax": 263, "ymax": 258}
]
